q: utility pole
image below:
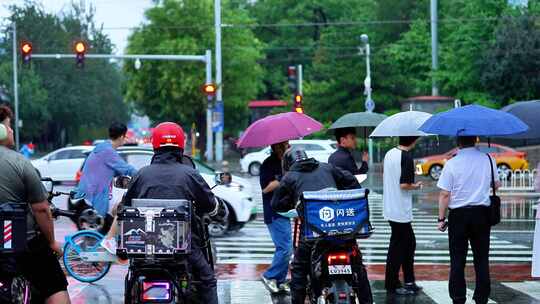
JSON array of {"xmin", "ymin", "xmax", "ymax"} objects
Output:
[
  {"xmin": 431, "ymin": 0, "xmax": 439, "ymax": 96},
  {"xmin": 12, "ymin": 22, "xmax": 20, "ymax": 151},
  {"xmin": 214, "ymin": 0, "xmax": 224, "ymax": 162},
  {"xmin": 205, "ymin": 50, "xmax": 214, "ymax": 161},
  {"xmin": 360, "ymin": 34, "xmax": 374, "ymax": 168}
]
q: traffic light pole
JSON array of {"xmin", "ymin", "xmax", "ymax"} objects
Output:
[
  {"xmin": 214, "ymin": 0, "xmax": 224, "ymax": 162},
  {"xmin": 12, "ymin": 23, "xmax": 20, "ymax": 150},
  {"xmin": 28, "ymin": 51, "xmax": 214, "ymax": 160}
]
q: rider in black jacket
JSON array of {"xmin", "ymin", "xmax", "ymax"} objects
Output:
[
  {"xmin": 271, "ymin": 147, "xmax": 373, "ymax": 304},
  {"xmin": 122, "ymin": 122, "xmax": 222, "ymax": 304}
]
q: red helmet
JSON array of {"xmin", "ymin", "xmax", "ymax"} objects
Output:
[{"xmin": 152, "ymin": 122, "xmax": 185, "ymax": 150}]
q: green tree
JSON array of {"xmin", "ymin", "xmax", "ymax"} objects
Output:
[
  {"xmin": 124, "ymin": 0, "xmax": 264, "ymax": 137},
  {"xmin": 480, "ymin": 13, "xmax": 540, "ymax": 104},
  {"xmin": 0, "ymin": 2, "xmax": 128, "ymax": 148}
]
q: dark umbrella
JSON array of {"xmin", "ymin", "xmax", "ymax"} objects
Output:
[
  {"xmin": 329, "ymin": 112, "xmax": 387, "ymax": 144},
  {"xmin": 501, "ymin": 100, "xmax": 540, "ymax": 139}
]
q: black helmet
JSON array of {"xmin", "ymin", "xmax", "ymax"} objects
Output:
[{"xmin": 282, "ymin": 147, "xmax": 309, "ymax": 172}]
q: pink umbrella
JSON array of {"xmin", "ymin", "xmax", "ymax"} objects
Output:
[{"xmin": 237, "ymin": 112, "xmax": 323, "ymax": 148}]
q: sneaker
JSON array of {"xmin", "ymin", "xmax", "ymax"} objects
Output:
[
  {"xmin": 261, "ymin": 275, "xmax": 279, "ymax": 293},
  {"xmin": 279, "ymin": 281, "xmax": 290, "ymax": 293},
  {"xmin": 404, "ymin": 282, "xmax": 423, "ymax": 294}
]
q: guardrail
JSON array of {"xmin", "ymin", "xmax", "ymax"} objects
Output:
[{"xmin": 499, "ymin": 169, "xmax": 538, "ymax": 192}]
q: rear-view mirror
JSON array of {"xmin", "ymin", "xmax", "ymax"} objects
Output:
[
  {"xmin": 41, "ymin": 178, "xmax": 54, "ymax": 193},
  {"xmin": 214, "ymin": 172, "xmax": 232, "ymax": 186},
  {"xmin": 114, "ymin": 176, "xmax": 131, "ymax": 189}
]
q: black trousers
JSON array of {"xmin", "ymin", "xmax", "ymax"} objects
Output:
[
  {"xmin": 384, "ymin": 221, "xmax": 416, "ymax": 290},
  {"xmin": 448, "ymin": 206, "xmax": 491, "ymax": 304},
  {"xmin": 188, "ymin": 243, "xmax": 218, "ymax": 304},
  {"xmin": 291, "ymin": 239, "xmax": 373, "ymax": 304}
]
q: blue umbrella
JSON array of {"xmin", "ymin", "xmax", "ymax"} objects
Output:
[{"xmin": 419, "ymin": 105, "xmax": 528, "ymax": 136}]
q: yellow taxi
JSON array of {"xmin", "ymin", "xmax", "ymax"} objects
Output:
[{"xmin": 415, "ymin": 143, "xmax": 529, "ymax": 180}]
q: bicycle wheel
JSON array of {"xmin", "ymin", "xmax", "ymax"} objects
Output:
[{"xmin": 63, "ymin": 231, "xmax": 111, "ymax": 283}]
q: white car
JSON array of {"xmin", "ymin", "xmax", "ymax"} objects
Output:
[
  {"xmin": 32, "ymin": 146, "xmax": 94, "ymax": 182},
  {"xmin": 114, "ymin": 146, "xmax": 257, "ymax": 237},
  {"xmin": 240, "ymin": 139, "xmax": 337, "ymax": 176}
]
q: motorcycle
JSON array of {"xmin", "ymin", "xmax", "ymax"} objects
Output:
[
  {"xmin": 295, "ymin": 189, "xmax": 374, "ymax": 304},
  {"xmin": 119, "ymin": 173, "xmax": 229, "ymax": 304}
]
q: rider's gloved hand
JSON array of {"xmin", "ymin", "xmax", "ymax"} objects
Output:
[{"xmin": 211, "ymin": 198, "xmax": 229, "ymax": 223}]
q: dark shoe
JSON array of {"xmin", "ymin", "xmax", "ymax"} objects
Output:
[
  {"xmin": 261, "ymin": 275, "xmax": 279, "ymax": 293},
  {"xmin": 387, "ymin": 287, "xmax": 415, "ymax": 296},
  {"xmin": 404, "ymin": 282, "xmax": 423, "ymax": 294}
]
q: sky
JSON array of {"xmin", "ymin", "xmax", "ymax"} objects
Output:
[{"xmin": 0, "ymin": 0, "xmax": 155, "ymax": 54}]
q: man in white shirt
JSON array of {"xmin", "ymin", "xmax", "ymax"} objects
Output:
[
  {"xmin": 437, "ymin": 136, "xmax": 500, "ymax": 304},
  {"xmin": 383, "ymin": 136, "xmax": 423, "ymax": 295}
]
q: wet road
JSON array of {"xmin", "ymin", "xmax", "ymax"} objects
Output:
[{"xmin": 51, "ymin": 172, "xmax": 540, "ymax": 304}]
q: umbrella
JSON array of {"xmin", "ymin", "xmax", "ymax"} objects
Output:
[
  {"xmin": 500, "ymin": 101, "xmax": 540, "ymax": 139},
  {"xmin": 419, "ymin": 105, "xmax": 528, "ymax": 136},
  {"xmin": 328, "ymin": 112, "xmax": 388, "ymax": 145},
  {"xmin": 237, "ymin": 112, "xmax": 323, "ymax": 148},
  {"xmin": 329, "ymin": 112, "xmax": 388, "ymax": 131},
  {"xmin": 370, "ymin": 111, "xmax": 432, "ymax": 137}
]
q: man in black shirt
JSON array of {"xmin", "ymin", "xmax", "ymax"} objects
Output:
[
  {"xmin": 329, "ymin": 127, "xmax": 369, "ymax": 175},
  {"xmin": 259, "ymin": 141, "xmax": 292, "ymax": 293}
]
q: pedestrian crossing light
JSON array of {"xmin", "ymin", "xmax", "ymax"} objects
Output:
[
  {"xmin": 74, "ymin": 41, "xmax": 87, "ymax": 68},
  {"xmin": 202, "ymin": 83, "xmax": 217, "ymax": 97},
  {"xmin": 294, "ymin": 94, "xmax": 303, "ymax": 114},
  {"xmin": 20, "ymin": 41, "xmax": 32, "ymax": 65}
]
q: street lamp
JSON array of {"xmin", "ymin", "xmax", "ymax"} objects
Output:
[
  {"xmin": 359, "ymin": 34, "xmax": 375, "ymax": 168},
  {"xmin": 359, "ymin": 34, "xmax": 374, "ymax": 113}
]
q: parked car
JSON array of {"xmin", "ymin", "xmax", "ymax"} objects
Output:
[
  {"xmin": 76, "ymin": 146, "xmax": 257, "ymax": 237},
  {"xmin": 415, "ymin": 143, "xmax": 529, "ymax": 180},
  {"xmin": 32, "ymin": 146, "xmax": 94, "ymax": 182},
  {"xmin": 240, "ymin": 139, "xmax": 337, "ymax": 176}
]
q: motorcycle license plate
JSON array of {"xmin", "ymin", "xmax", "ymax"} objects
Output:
[{"xmin": 328, "ymin": 265, "xmax": 352, "ymax": 275}]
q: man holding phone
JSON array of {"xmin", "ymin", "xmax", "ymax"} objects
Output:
[{"xmin": 436, "ymin": 136, "xmax": 500, "ymax": 304}]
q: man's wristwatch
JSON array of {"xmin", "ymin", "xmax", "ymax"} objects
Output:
[{"xmin": 438, "ymin": 217, "xmax": 446, "ymax": 223}]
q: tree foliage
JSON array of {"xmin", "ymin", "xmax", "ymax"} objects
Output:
[
  {"xmin": 0, "ymin": 2, "xmax": 128, "ymax": 148},
  {"xmin": 124, "ymin": 0, "xmax": 264, "ymax": 136}
]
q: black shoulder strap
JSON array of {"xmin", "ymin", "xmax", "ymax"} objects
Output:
[{"xmin": 486, "ymin": 154, "xmax": 496, "ymax": 196}]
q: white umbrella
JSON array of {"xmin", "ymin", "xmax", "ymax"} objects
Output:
[{"xmin": 370, "ymin": 111, "xmax": 432, "ymax": 137}]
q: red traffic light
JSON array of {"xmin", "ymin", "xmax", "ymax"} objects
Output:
[
  {"xmin": 202, "ymin": 83, "xmax": 217, "ymax": 96},
  {"xmin": 21, "ymin": 42, "xmax": 32, "ymax": 54},
  {"xmin": 74, "ymin": 41, "xmax": 87, "ymax": 68},
  {"xmin": 21, "ymin": 41, "xmax": 32, "ymax": 64},
  {"xmin": 74, "ymin": 41, "xmax": 86, "ymax": 54}
]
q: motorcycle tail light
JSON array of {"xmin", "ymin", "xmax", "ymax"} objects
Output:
[
  {"xmin": 141, "ymin": 281, "xmax": 171, "ymax": 302},
  {"xmin": 327, "ymin": 252, "xmax": 350, "ymax": 265},
  {"xmin": 338, "ymin": 292, "xmax": 348, "ymax": 300}
]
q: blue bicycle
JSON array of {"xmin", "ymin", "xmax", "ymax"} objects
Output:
[{"xmin": 46, "ymin": 183, "xmax": 116, "ymax": 283}]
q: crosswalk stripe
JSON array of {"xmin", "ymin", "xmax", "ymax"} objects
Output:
[
  {"xmin": 221, "ymin": 185, "xmax": 534, "ymax": 265},
  {"xmin": 418, "ymin": 281, "xmax": 496, "ymax": 303},
  {"xmin": 501, "ymin": 281, "xmax": 540, "ymax": 300}
]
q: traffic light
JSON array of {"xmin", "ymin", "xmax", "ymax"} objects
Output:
[
  {"xmin": 294, "ymin": 94, "xmax": 303, "ymax": 114},
  {"xmin": 74, "ymin": 41, "xmax": 86, "ymax": 68},
  {"xmin": 20, "ymin": 41, "xmax": 32, "ymax": 65},
  {"xmin": 287, "ymin": 65, "xmax": 297, "ymax": 92},
  {"xmin": 202, "ymin": 83, "xmax": 217, "ymax": 97}
]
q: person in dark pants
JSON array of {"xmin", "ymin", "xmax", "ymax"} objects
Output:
[
  {"xmin": 437, "ymin": 136, "xmax": 500, "ymax": 304},
  {"xmin": 329, "ymin": 127, "xmax": 369, "ymax": 175},
  {"xmin": 382, "ymin": 136, "xmax": 423, "ymax": 295},
  {"xmin": 272, "ymin": 147, "xmax": 373, "ymax": 304},
  {"xmin": 259, "ymin": 141, "xmax": 292, "ymax": 293}
]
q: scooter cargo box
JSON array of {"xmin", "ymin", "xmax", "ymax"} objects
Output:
[
  {"xmin": 302, "ymin": 189, "xmax": 373, "ymax": 241},
  {"xmin": 0, "ymin": 202, "xmax": 27, "ymax": 254},
  {"xmin": 117, "ymin": 199, "xmax": 191, "ymax": 257}
]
